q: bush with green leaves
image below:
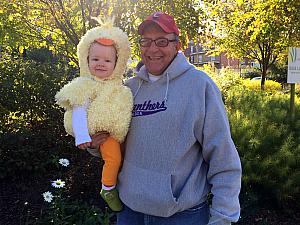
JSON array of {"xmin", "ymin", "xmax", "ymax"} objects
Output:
[
  {"xmin": 241, "ymin": 68, "xmax": 261, "ymax": 80},
  {"xmin": 226, "ymin": 86, "xmax": 300, "ymax": 204},
  {"xmin": 203, "ymin": 66, "xmax": 300, "ymax": 206},
  {"xmin": 268, "ymin": 62, "xmax": 288, "ymax": 84},
  {"xmin": 243, "ymin": 79, "xmax": 282, "ymax": 92},
  {"xmin": 39, "ymin": 158, "xmax": 114, "ymax": 225},
  {"xmin": 0, "ymin": 54, "xmax": 75, "ymax": 133},
  {"xmin": 0, "ymin": 54, "xmax": 75, "ymax": 180},
  {"xmin": 200, "ymin": 64, "xmax": 244, "ymax": 99},
  {"xmin": 39, "ymin": 200, "xmax": 113, "ymax": 225}
]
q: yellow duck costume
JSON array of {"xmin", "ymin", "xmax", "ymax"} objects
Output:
[{"xmin": 55, "ymin": 18, "xmax": 133, "ymax": 190}]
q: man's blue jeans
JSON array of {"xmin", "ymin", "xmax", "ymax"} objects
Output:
[{"xmin": 117, "ymin": 201, "xmax": 209, "ymax": 225}]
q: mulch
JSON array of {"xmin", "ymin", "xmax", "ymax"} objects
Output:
[{"xmin": 1, "ymin": 151, "xmax": 299, "ymax": 225}]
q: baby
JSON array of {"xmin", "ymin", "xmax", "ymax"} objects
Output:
[{"xmin": 55, "ymin": 18, "xmax": 133, "ymax": 211}]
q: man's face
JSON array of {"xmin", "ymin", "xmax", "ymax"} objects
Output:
[
  {"xmin": 88, "ymin": 42, "xmax": 116, "ymax": 79},
  {"xmin": 140, "ymin": 24, "xmax": 180, "ymax": 75}
]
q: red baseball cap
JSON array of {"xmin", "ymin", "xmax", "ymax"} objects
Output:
[{"xmin": 138, "ymin": 12, "xmax": 180, "ymax": 36}]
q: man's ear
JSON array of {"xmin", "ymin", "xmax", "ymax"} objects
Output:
[{"xmin": 176, "ymin": 41, "xmax": 181, "ymax": 51}]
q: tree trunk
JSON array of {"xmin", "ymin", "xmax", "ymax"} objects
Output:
[{"xmin": 260, "ymin": 63, "xmax": 267, "ymax": 90}]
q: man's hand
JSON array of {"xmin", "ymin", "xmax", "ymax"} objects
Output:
[
  {"xmin": 90, "ymin": 131, "xmax": 110, "ymax": 149},
  {"xmin": 77, "ymin": 142, "xmax": 91, "ymax": 149}
]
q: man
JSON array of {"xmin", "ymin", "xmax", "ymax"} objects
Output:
[{"xmin": 92, "ymin": 12, "xmax": 242, "ymax": 225}]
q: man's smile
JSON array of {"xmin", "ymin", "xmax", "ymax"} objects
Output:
[{"xmin": 147, "ymin": 56, "xmax": 163, "ymax": 61}]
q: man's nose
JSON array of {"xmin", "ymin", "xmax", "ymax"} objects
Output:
[{"xmin": 148, "ymin": 41, "xmax": 159, "ymax": 50}]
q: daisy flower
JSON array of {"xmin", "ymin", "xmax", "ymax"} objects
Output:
[
  {"xmin": 42, "ymin": 191, "xmax": 54, "ymax": 203},
  {"xmin": 51, "ymin": 179, "xmax": 65, "ymax": 188},
  {"xmin": 59, "ymin": 158, "xmax": 70, "ymax": 167}
]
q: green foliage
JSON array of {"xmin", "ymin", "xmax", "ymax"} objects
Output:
[
  {"xmin": 0, "ymin": 54, "xmax": 75, "ymax": 180},
  {"xmin": 0, "ymin": 53, "xmax": 73, "ymax": 133},
  {"xmin": 200, "ymin": 63, "xmax": 218, "ymax": 77},
  {"xmin": 241, "ymin": 68, "xmax": 261, "ymax": 79},
  {"xmin": 0, "ymin": 130, "xmax": 62, "ymax": 181},
  {"xmin": 226, "ymin": 86, "xmax": 300, "ymax": 203},
  {"xmin": 201, "ymin": 64, "xmax": 243, "ymax": 98},
  {"xmin": 213, "ymin": 67, "xmax": 243, "ymax": 94},
  {"xmin": 26, "ymin": 47, "xmax": 55, "ymax": 63},
  {"xmin": 268, "ymin": 62, "xmax": 288, "ymax": 84},
  {"xmin": 243, "ymin": 79, "xmax": 282, "ymax": 92},
  {"xmin": 202, "ymin": 0, "xmax": 300, "ymax": 89},
  {"xmin": 206, "ymin": 67, "xmax": 300, "ymax": 205},
  {"xmin": 39, "ymin": 200, "xmax": 113, "ymax": 225},
  {"xmin": 0, "ymin": 0, "xmax": 202, "ymax": 63},
  {"xmin": 38, "ymin": 158, "xmax": 114, "ymax": 225}
]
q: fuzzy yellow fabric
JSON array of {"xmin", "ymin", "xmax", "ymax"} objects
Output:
[
  {"xmin": 55, "ymin": 77, "xmax": 96, "ymax": 110},
  {"xmin": 55, "ymin": 18, "xmax": 133, "ymax": 143},
  {"xmin": 77, "ymin": 18, "xmax": 131, "ymax": 83},
  {"xmin": 58, "ymin": 79, "xmax": 133, "ymax": 142}
]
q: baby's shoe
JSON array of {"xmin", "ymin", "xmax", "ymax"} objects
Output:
[{"xmin": 100, "ymin": 188, "xmax": 123, "ymax": 212}]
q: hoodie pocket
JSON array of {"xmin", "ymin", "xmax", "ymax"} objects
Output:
[{"xmin": 118, "ymin": 160, "xmax": 178, "ymax": 216}]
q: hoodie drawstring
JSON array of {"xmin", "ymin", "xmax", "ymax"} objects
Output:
[
  {"xmin": 133, "ymin": 73, "xmax": 169, "ymax": 105},
  {"xmin": 133, "ymin": 79, "xmax": 143, "ymax": 99},
  {"xmin": 164, "ymin": 73, "xmax": 169, "ymax": 105}
]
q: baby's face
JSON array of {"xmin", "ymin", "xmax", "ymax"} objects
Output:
[{"xmin": 88, "ymin": 42, "xmax": 117, "ymax": 79}]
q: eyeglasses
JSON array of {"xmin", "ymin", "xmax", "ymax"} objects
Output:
[{"xmin": 139, "ymin": 37, "xmax": 178, "ymax": 47}]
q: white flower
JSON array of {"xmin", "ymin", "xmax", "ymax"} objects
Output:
[
  {"xmin": 51, "ymin": 179, "xmax": 65, "ymax": 188},
  {"xmin": 43, "ymin": 191, "xmax": 54, "ymax": 203},
  {"xmin": 59, "ymin": 158, "xmax": 70, "ymax": 167}
]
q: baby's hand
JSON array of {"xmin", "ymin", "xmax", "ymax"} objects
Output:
[{"xmin": 77, "ymin": 142, "xmax": 91, "ymax": 150}]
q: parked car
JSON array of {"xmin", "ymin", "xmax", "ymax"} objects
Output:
[
  {"xmin": 251, "ymin": 76, "xmax": 261, "ymax": 80},
  {"xmin": 251, "ymin": 76, "xmax": 269, "ymax": 81}
]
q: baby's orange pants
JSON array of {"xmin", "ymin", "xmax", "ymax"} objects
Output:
[{"xmin": 99, "ymin": 137, "xmax": 121, "ymax": 187}]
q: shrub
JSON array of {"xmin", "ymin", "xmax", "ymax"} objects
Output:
[
  {"xmin": 39, "ymin": 158, "xmax": 114, "ymax": 225},
  {"xmin": 200, "ymin": 63, "xmax": 218, "ymax": 78},
  {"xmin": 242, "ymin": 68, "xmax": 261, "ymax": 79},
  {"xmin": 216, "ymin": 67, "xmax": 243, "ymax": 93},
  {"xmin": 226, "ymin": 86, "xmax": 300, "ymax": 204},
  {"xmin": 243, "ymin": 79, "xmax": 282, "ymax": 92},
  {"xmin": 0, "ymin": 55, "xmax": 75, "ymax": 133},
  {"xmin": 200, "ymin": 65, "xmax": 244, "ymax": 99},
  {"xmin": 0, "ymin": 55, "xmax": 75, "ymax": 180},
  {"xmin": 268, "ymin": 62, "xmax": 287, "ymax": 83}
]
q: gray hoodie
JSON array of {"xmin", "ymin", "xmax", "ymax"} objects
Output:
[{"xmin": 118, "ymin": 52, "xmax": 242, "ymax": 224}]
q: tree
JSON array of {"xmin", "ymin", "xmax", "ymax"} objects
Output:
[
  {"xmin": 0, "ymin": 0, "xmax": 202, "ymax": 64},
  {"xmin": 202, "ymin": 0, "xmax": 300, "ymax": 89}
]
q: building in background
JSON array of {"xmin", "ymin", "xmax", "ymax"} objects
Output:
[{"xmin": 184, "ymin": 41, "xmax": 255, "ymax": 70}]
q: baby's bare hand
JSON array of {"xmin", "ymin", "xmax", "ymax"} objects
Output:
[{"xmin": 77, "ymin": 142, "xmax": 91, "ymax": 150}]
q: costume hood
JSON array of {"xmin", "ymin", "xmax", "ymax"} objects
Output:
[{"xmin": 77, "ymin": 17, "xmax": 130, "ymax": 83}]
